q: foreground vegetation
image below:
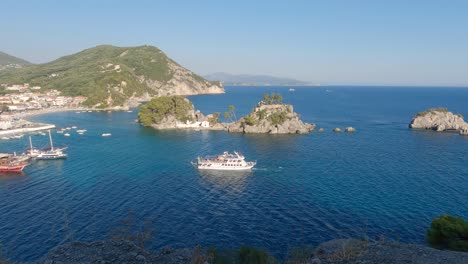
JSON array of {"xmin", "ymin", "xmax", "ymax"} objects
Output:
[{"xmin": 427, "ymin": 215, "xmax": 468, "ymax": 252}]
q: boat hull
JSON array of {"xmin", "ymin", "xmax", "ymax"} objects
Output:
[
  {"xmin": 196, "ymin": 166, "xmax": 254, "ymax": 171},
  {"xmin": 34, "ymin": 155, "xmax": 67, "ymax": 160},
  {"xmin": 0, "ymin": 164, "xmax": 27, "ymax": 172}
]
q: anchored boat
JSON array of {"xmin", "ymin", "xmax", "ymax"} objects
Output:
[
  {"xmin": 0, "ymin": 153, "xmax": 29, "ymax": 172},
  {"xmin": 192, "ymin": 151, "xmax": 256, "ymax": 171},
  {"xmin": 27, "ymin": 130, "xmax": 67, "ymax": 160}
]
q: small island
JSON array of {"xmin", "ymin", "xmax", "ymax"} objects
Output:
[
  {"xmin": 410, "ymin": 108, "xmax": 468, "ymax": 135},
  {"xmin": 228, "ymin": 93, "xmax": 315, "ymax": 134},
  {"xmin": 138, "ymin": 93, "xmax": 315, "ymax": 134}
]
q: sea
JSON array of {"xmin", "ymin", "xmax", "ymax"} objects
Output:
[{"xmin": 1, "ymin": 86, "xmax": 467, "ymax": 261}]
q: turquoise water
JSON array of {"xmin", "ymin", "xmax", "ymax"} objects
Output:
[{"xmin": 1, "ymin": 86, "xmax": 468, "ymax": 261}]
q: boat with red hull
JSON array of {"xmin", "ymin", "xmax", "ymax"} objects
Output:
[{"xmin": 0, "ymin": 154, "xmax": 29, "ymax": 172}]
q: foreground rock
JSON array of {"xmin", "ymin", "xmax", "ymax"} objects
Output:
[
  {"xmin": 315, "ymin": 239, "xmax": 468, "ymax": 264},
  {"xmin": 410, "ymin": 108, "xmax": 468, "ymax": 134},
  {"xmin": 228, "ymin": 103, "xmax": 315, "ymax": 134},
  {"xmin": 38, "ymin": 240, "xmax": 192, "ymax": 264}
]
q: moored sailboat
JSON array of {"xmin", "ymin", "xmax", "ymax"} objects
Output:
[{"xmin": 27, "ymin": 130, "xmax": 67, "ymax": 160}]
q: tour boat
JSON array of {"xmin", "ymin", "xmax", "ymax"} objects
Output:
[
  {"xmin": 27, "ymin": 131, "xmax": 67, "ymax": 160},
  {"xmin": 192, "ymin": 151, "xmax": 256, "ymax": 171},
  {"xmin": 0, "ymin": 154, "xmax": 29, "ymax": 172},
  {"xmin": 102, "ymin": 133, "xmax": 112, "ymax": 137}
]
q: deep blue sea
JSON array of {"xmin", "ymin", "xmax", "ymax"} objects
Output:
[{"xmin": 1, "ymin": 86, "xmax": 468, "ymax": 261}]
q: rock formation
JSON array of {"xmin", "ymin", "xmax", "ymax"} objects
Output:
[
  {"xmin": 410, "ymin": 108, "xmax": 468, "ymax": 135},
  {"xmin": 37, "ymin": 238, "xmax": 468, "ymax": 264},
  {"xmin": 227, "ymin": 103, "xmax": 315, "ymax": 134}
]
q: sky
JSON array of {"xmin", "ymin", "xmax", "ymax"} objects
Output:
[{"xmin": 1, "ymin": 0, "xmax": 467, "ymax": 86}]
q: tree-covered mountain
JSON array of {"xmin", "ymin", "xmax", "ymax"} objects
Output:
[
  {"xmin": 204, "ymin": 72, "xmax": 318, "ymax": 86},
  {"xmin": 0, "ymin": 51, "xmax": 30, "ymax": 65},
  {"xmin": 0, "ymin": 45, "xmax": 223, "ymax": 107}
]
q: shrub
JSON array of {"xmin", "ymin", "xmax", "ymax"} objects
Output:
[
  {"xmin": 208, "ymin": 112, "xmax": 221, "ymax": 124},
  {"xmin": 244, "ymin": 115, "xmax": 257, "ymax": 126},
  {"xmin": 268, "ymin": 111, "xmax": 287, "ymax": 125},
  {"xmin": 200, "ymin": 246, "xmax": 276, "ymax": 264},
  {"xmin": 257, "ymin": 109, "xmax": 267, "ymax": 120},
  {"xmin": 427, "ymin": 215, "xmax": 468, "ymax": 252},
  {"xmin": 416, "ymin": 107, "xmax": 449, "ymax": 117}
]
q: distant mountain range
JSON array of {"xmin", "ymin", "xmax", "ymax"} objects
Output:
[
  {"xmin": 0, "ymin": 51, "xmax": 30, "ymax": 65},
  {"xmin": 204, "ymin": 72, "xmax": 319, "ymax": 86},
  {"xmin": 0, "ymin": 46, "xmax": 223, "ymax": 107}
]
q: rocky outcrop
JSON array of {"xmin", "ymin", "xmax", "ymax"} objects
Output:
[
  {"xmin": 314, "ymin": 239, "xmax": 468, "ymax": 264},
  {"xmin": 460, "ymin": 127, "xmax": 468, "ymax": 136},
  {"xmin": 227, "ymin": 103, "xmax": 315, "ymax": 134},
  {"xmin": 333, "ymin": 128, "xmax": 342, "ymax": 133},
  {"xmin": 144, "ymin": 60, "xmax": 224, "ymax": 97},
  {"xmin": 38, "ymin": 240, "xmax": 193, "ymax": 264},
  {"xmin": 410, "ymin": 108, "xmax": 468, "ymax": 133},
  {"xmin": 37, "ymin": 239, "xmax": 468, "ymax": 264}
]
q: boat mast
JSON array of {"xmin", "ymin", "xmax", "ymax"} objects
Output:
[{"xmin": 48, "ymin": 130, "xmax": 54, "ymax": 151}]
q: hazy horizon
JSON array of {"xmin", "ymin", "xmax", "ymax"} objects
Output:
[{"xmin": 2, "ymin": 0, "xmax": 467, "ymax": 86}]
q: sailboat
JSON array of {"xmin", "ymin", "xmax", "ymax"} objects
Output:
[{"xmin": 27, "ymin": 130, "xmax": 67, "ymax": 160}]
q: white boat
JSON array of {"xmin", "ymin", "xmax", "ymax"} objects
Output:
[
  {"xmin": 71, "ymin": 126, "xmax": 77, "ymax": 129},
  {"xmin": 1, "ymin": 137, "xmax": 9, "ymax": 140},
  {"xmin": 102, "ymin": 133, "xmax": 112, "ymax": 137},
  {"xmin": 27, "ymin": 131, "xmax": 67, "ymax": 160},
  {"xmin": 65, "ymin": 127, "xmax": 71, "ymax": 130},
  {"xmin": 192, "ymin": 151, "xmax": 256, "ymax": 171},
  {"xmin": 64, "ymin": 133, "xmax": 70, "ymax": 137},
  {"xmin": 57, "ymin": 130, "xmax": 64, "ymax": 134},
  {"xmin": 288, "ymin": 88, "xmax": 296, "ymax": 92},
  {"xmin": 38, "ymin": 132, "xmax": 46, "ymax": 136},
  {"xmin": 76, "ymin": 129, "xmax": 87, "ymax": 133}
]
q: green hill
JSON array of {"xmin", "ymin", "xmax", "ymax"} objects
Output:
[
  {"xmin": 0, "ymin": 45, "xmax": 223, "ymax": 107},
  {"xmin": 0, "ymin": 51, "xmax": 30, "ymax": 65}
]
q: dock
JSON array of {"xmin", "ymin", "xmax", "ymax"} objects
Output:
[{"xmin": 0, "ymin": 123, "xmax": 56, "ymax": 136}]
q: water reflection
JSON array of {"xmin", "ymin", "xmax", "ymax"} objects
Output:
[
  {"xmin": 0, "ymin": 171, "xmax": 27, "ymax": 182},
  {"xmin": 198, "ymin": 170, "xmax": 252, "ymax": 193}
]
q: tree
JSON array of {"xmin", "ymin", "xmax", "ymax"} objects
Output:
[
  {"xmin": 427, "ymin": 215, "xmax": 468, "ymax": 252},
  {"xmin": 224, "ymin": 105, "xmax": 237, "ymax": 122},
  {"xmin": 208, "ymin": 112, "xmax": 221, "ymax": 124},
  {"xmin": 137, "ymin": 96, "xmax": 193, "ymax": 126},
  {"xmin": 262, "ymin": 92, "xmax": 283, "ymax": 104}
]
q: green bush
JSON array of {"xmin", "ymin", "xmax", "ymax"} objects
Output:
[
  {"xmin": 205, "ymin": 246, "xmax": 276, "ymax": 264},
  {"xmin": 416, "ymin": 107, "xmax": 449, "ymax": 117},
  {"xmin": 268, "ymin": 111, "xmax": 287, "ymax": 125},
  {"xmin": 427, "ymin": 215, "xmax": 468, "ymax": 252},
  {"xmin": 257, "ymin": 109, "xmax": 267, "ymax": 120},
  {"xmin": 244, "ymin": 115, "xmax": 257, "ymax": 126}
]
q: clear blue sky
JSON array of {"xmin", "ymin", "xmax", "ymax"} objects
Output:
[{"xmin": 2, "ymin": 0, "xmax": 467, "ymax": 86}]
